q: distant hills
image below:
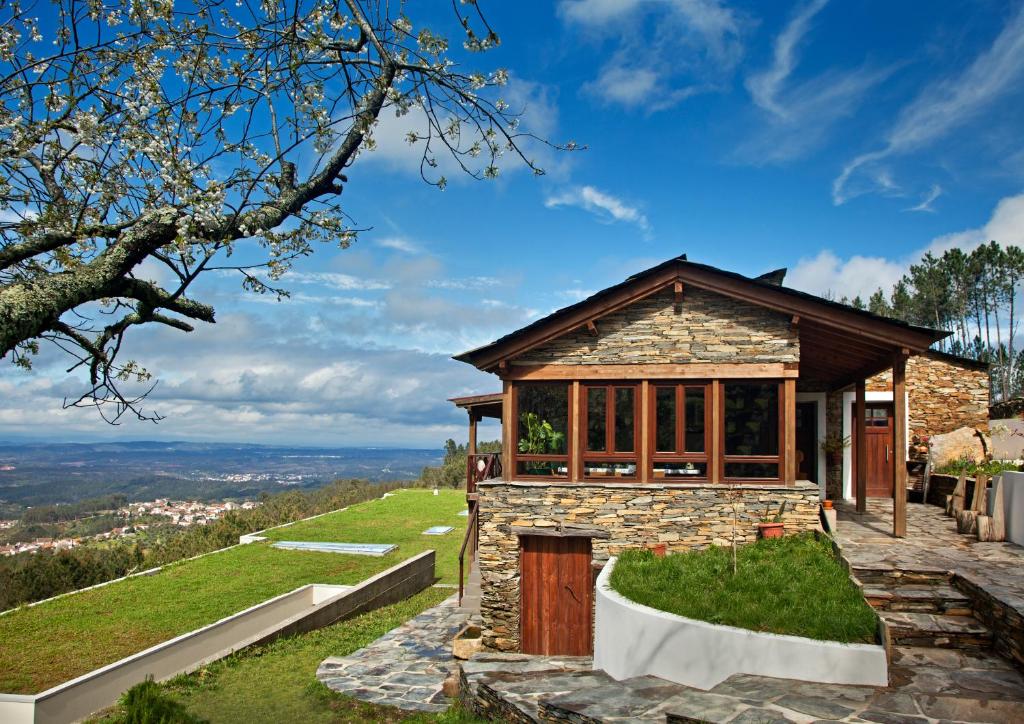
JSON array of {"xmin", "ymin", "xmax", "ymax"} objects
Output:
[{"xmin": 0, "ymin": 441, "xmax": 442, "ymax": 512}]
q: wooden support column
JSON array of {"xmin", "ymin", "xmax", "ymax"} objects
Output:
[
  {"xmin": 640, "ymin": 380, "xmax": 650, "ymax": 484},
  {"xmin": 784, "ymin": 379, "xmax": 797, "ymax": 485},
  {"xmin": 710, "ymin": 380, "xmax": 721, "ymax": 484},
  {"xmin": 855, "ymin": 379, "xmax": 867, "ymax": 514},
  {"xmin": 502, "ymin": 380, "xmax": 513, "ymax": 482},
  {"xmin": 468, "ymin": 411, "xmax": 478, "ymax": 456},
  {"xmin": 571, "ymin": 381, "xmax": 581, "ymax": 482},
  {"xmin": 893, "ymin": 354, "xmax": 908, "ymax": 538}
]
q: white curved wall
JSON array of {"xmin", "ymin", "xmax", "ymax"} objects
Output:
[{"xmin": 594, "ymin": 557, "xmax": 888, "ymax": 690}]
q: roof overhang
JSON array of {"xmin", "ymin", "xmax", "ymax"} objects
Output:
[
  {"xmin": 454, "ymin": 256, "xmax": 949, "ymax": 387},
  {"xmin": 449, "ymin": 392, "xmax": 503, "ymax": 419}
]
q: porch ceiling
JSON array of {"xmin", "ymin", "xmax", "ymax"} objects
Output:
[
  {"xmin": 449, "ymin": 392, "xmax": 503, "ymax": 419},
  {"xmin": 797, "ymin": 320, "xmax": 907, "ymax": 391}
]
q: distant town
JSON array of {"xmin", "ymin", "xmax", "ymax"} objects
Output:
[{"xmin": 0, "ymin": 498, "xmax": 262, "ymax": 557}]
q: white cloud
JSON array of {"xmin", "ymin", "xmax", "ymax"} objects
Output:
[
  {"xmin": 904, "ymin": 184, "xmax": 943, "ymax": 213},
  {"xmin": 560, "ymin": 0, "xmax": 744, "ymax": 111},
  {"xmin": 375, "ymin": 236, "xmax": 420, "ymax": 254},
  {"xmin": 833, "ymin": 5, "xmax": 1024, "ymax": 204},
  {"xmin": 746, "ymin": 0, "xmax": 829, "ymax": 119},
  {"xmin": 426, "ymin": 277, "xmax": 502, "ymax": 291},
  {"xmin": 789, "ymin": 192, "xmax": 1024, "ymax": 301},
  {"xmin": 735, "ymin": 0, "xmax": 891, "ymax": 163},
  {"xmin": 545, "ymin": 185, "xmax": 650, "ymax": 231}
]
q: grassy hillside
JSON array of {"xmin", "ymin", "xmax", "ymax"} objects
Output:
[{"xmin": 0, "ymin": 489, "xmax": 465, "ymax": 694}]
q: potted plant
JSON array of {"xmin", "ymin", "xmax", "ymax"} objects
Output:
[
  {"xmin": 757, "ymin": 501, "xmax": 787, "ymax": 539},
  {"xmin": 518, "ymin": 412, "xmax": 565, "ymax": 475},
  {"xmin": 821, "ymin": 432, "xmax": 850, "ymax": 466}
]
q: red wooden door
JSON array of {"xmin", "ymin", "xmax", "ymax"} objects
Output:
[
  {"xmin": 863, "ymin": 404, "xmax": 894, "ymax": 497},
  {"xmin": 520, "ymin": 536, "xmax": 593, "ymax": 656}
]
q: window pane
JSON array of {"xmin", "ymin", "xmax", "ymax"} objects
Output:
[
  {"xmin": 584, "ymin": 460, "xmax": 636, "ymax": 478},
  {"xmin": 516, "ymin": 384, "xmax": 568, "ymax": 455},
  {"xmin": 653, "ymin": 461, "xmax": 707, "ymax": 479},
  {"xmin": 587, "ymin": 387, "xmax": 606, "ymax": 452},
  {"xmin": 614, "ymin": 387, "xmax": 635, "ymax": 452},
  {"xmin": 724, "ymin": 383, "xmax": 779, "ymax": 456},
  {"xmin": 685, "ymin": 388, "xmax": 705, "ymax": 453},
  {"xmin": 655, "ymin": 387, "xmax": 676, "ymax": 452},
  {"xmin": 725, "ymin": 462, "xmax": 779, "ymax": 479},
  {"xmin": 517, "ymin": 460, "xmax": 568, "ymax": 477}
]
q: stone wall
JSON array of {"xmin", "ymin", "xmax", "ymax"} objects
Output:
[
  {"xmin": 514, "ymin": 288, "xmax": 798, "ymax": 365},
  {"xmin": 866, "ymin": 353, "xmax": 989, "ymax": 440},
  {"xmin": 825, "ymin": 392, "xmax": 844, "ymax": 500},
  {"xmin": 476, "ymin": 481, "xmax": 820, "ymax": 652}
]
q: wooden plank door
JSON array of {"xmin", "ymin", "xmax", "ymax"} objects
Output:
[
  {"xmin": 520, "ymin": 536, "xmax": 593, "ymax": 656},
  {"xmin": 863, "ymin": 403, "xmax": 894, "ymax": 498}
]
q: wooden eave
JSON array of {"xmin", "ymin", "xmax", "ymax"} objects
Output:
[
  {"xmin": 454, "ymin": 257, "xmax": 947, "ymax": 375},
  {"xmin": 449, "ymin": 392, "xmax": 503, "ymax": 419}
]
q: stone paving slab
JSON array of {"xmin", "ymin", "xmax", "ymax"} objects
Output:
[{"xmin": 316, "ymin": 595, "xmax": 470, "ymax": 713}]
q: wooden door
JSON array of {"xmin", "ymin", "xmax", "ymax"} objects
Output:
[
  {"xmin": 520, "ymin": 536, "xmax": 593, "ymax": 656},
  {"xmin": 862, "ymin": 403, "xmax": 894, "ymax": 497},
  {"xmin": 795, "ymin": 402, "xmax": 817, "ymax": 483}
]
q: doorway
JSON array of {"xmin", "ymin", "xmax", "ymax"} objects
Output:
[
  {"xmin": 856, "ymin": 403, "xmax": 895, "ymax": 498},
  {"xmin": 795, "ymin": 401, "xmax": 818, "ymax": 484},
  {"xmin": 519, "ymin": 535, "xmax": 593, "ymax": 655}
]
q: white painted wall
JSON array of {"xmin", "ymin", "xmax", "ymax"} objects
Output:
[
  {"xmin": 994, "ymin": 472, "xmax": 1024, "ymax": 547},
  {"xmin": 593, "ymin": 558, "xmax": 888, "ymax": 690}
]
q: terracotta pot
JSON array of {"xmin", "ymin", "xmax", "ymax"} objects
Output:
[
  {"xmin": 646, "ymin": 542, "xmax": 667, "ymax": 557},
  {"xmin": 822, "ymin": 500, "xmax": 834, "ymax": 510},
  {"xmin": 757, "ymin": 522, "xmax": 785, "ymax": 539},
  {"xmin": 827, "ymin": 452, "xmax": 842, "ymax": 466}
]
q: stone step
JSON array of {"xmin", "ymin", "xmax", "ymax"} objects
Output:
[
  {"xmin": 879, "ymin": 611, "xmax": 993, "ymax": 650},
  {"xmin": 851, "ymin": 565, "xmax": 951, "ymax": 586},
  {"xmin": 862, "ymin": 583, "xmax": 973, "ymax": 615},
  {"xmin": 459, "ymin": 654, "xmax": 595, "ymax": 723}
]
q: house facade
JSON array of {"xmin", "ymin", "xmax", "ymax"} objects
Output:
[{"xmin": 450, "ymin": 255, "xmax": 981, "ymax": 655}]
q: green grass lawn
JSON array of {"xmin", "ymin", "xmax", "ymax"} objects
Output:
[
  {"xmin": 92, "ymin": 587, "xmax": 484, "ymax": 724},
  {"xmin": 609, "ymin": 533, "xmax": 878, "ymax": 644},
  {"xmin": 0, "ymin": 489, "xmax": 466, "ymax": 694}
]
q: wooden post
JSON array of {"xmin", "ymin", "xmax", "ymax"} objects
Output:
[
  {"xmin": 855, "ymin": 379, "xmax": 867, "ymax": 514},
  {"xmin": 502, "ymin": 380, "xmax": 513, "ymax": 482},
  {"xmin": 893, "ymin": 354, "xmax": 908, "ymax": 538},
  {"xmin": 640, "ymin": 380, "xmax": 650, "ymax": 484},
  {"xmin": 468, "ymin": 411, "xmax": 478, "ymax": 457},
  {"xmin": 571, "ymin": 381, "xmax": 581, "ymax": 483},
  {"xmin": 784, "ymin": 379, "xmax": 797, "ymax": 485},
  {"xmin": 711, "ymin": 380, "xmax": 721, "ymax": 484}
]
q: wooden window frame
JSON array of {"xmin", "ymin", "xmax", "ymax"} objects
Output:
[
  {"xmin": 720, "ymin": 380, "xmax": 785, "ymax": 485},
  {"xmin": 580, "ymin": 382, "xmax": 641, "ymax": 481},
  {"xmin": 648, "ymin": 382, "xmax": 711, "ymax": 482},
  {"xmin": 510, "ymin": 381, "xmax": 573, "ymax": 480}
]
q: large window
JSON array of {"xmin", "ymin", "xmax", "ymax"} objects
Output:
[
  {"xmin": 650, "ymin": 383, "xmax": 709, "ymax": 479},
  {"xmin": 722, "ymin": 382, "xmax": 782, "ymax": 481},
  {"xmin": 514, "ymin": 383, "xmax": 570, "ymax": 478},
  {"xmin": 582, "ymin": 383, "xmax": 638, "ymax": 480}
]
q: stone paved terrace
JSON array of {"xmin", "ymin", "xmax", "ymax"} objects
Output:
[
  {"xmin": 316, "ymin": 594, "xmax": 470, "ymax": 713},
  {"xmin": 834, "ymin": 500, "xmax": 1024, "ymax": 669}
]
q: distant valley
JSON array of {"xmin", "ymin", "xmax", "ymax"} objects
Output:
[{"xmin": 0, "ymin": 441, "xmax": 442, "ymax": 513}]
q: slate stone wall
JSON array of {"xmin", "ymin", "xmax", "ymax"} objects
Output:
[
  {"xmin": 514, "ymin": 288, "xmax": 798, "ymax": 365},
  {"xmin": 476, "ymin": 480, "xmax": 820, "ymax": 652}
]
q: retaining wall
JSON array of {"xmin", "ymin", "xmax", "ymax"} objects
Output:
[
  {"xmin": 0, "ymin": 550, "xmax": 435, "ymax": 724},
  {"xmin": 593, "ymin": 557, "xmax": 888, "ymax": 690}
]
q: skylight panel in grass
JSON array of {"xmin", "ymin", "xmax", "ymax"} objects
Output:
[
  {"xmin": 422, "ymin": 526, "xmax": 454, "ymax": 535},
  {"xmin": 271, "ymin": 541, "xmax": 397, "ymax": 556}
]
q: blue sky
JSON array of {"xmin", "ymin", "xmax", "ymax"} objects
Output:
[{"xmin": 3, "ymin": 0, "xmax": 1024, "ymax": 448}]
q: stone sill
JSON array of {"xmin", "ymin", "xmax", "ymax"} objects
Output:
[{"xmin": 478, "ymin": 479, "xmax": 818, "ymax": 492}]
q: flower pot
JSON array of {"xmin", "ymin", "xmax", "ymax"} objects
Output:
[
  {"xmin": 646, "ymin": 542, "xmax": 667, "ymax": 557},
  {"xmin": 757, "ymin": 522, "xmax": 785, "ymax": 539},
  {"xmin": 822, "ymin": 499, "xmax": 834, "ymax": 510},
  {"xmin": 827, "ymin": 452, "xmax": 842, "ymax": 467}
]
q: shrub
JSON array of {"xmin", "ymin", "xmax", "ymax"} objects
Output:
[{"xmin": 117, "ymin": 678, "xmax": 206, "ymax": 724}]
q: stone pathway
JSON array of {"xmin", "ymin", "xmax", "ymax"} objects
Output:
[
  {"xmin": 459, "ymin": 649, "xmax": 1024, "ymax": 722},
  {"xmin": 316, "ymin": 595, "xmax": 470, "ymax": 713}
]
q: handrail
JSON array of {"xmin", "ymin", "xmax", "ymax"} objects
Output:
[
  {"xmin": 458, "ymin": 503, "xmax": 479, "ymax": 606},
  {"xmin": 466, "ymin": 452, "xmax": 502, "ymax": 495}
]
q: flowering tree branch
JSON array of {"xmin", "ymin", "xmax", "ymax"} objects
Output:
[{"xmin": 0, "ymin": 0, "xmax": 574, "ymax": 422}]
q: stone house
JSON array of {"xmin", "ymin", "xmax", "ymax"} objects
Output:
[{"xmin": 449, "ymin": 255, "xmax": 976, "ymax": 655}]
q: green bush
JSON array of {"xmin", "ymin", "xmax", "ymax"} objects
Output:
[
  {"xmin": 935, "ymin": 456, "xmax": 1020, "ymax": 477},
  {"xmin": 117, "ymin": 678, "xmax": 206, "ymax": 724}
]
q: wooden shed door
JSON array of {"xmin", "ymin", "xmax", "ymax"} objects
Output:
[
  {"xmin": 863, "ymin": 403, "xmax": 895, "ymax": 497},
  {"xmin": 520, "ymin": 536, "xmax": 593, "ymax": 656}
]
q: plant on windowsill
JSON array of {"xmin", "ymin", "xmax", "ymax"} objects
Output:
[
  {"xmin": 820, "ymin": 432, "xmax": 850, "ymax": 467},
  {"xmin": 518, "ymin": 412, "xmax": 565, "ymax": 475},
  {"xmin": 757, "ymin": 501, "xmax": 787, "ymax": 539}
]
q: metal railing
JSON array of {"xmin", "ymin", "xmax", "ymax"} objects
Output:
[{"xmin": 458, "ymin": 503, "xmax": 479, "ymax": 606}]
